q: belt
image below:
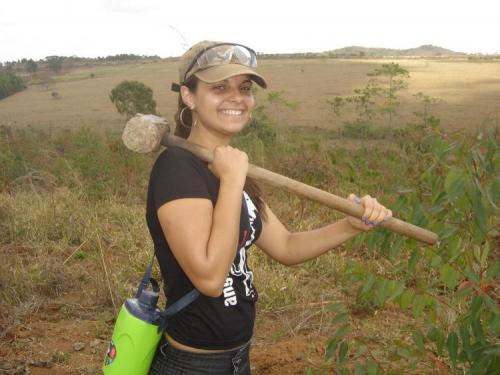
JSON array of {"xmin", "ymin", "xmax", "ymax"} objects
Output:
[{"xmin": 165, "ymin": 334, "xmax": 250, "ymax": 354}]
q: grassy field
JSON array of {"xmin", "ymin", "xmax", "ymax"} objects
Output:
[
  {"xmin": 0, "ymin": 58, "xmax": 499, "ymax": 132},
  {"xmin": 0, "ymin": 58, "xmax": 498, "ymax": 374}
]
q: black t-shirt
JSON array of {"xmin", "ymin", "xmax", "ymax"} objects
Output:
[{"xmin": 145, "ymin": 146, "xmax": 262, "ymax": 350}]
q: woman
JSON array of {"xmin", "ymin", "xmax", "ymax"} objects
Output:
[{"xmin": 146, "ymin": 41, "xmax": 392, "ymax": 374}]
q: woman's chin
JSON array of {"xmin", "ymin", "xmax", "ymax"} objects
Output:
[{"xmin": 218, "ymin": 121, "xmax": 248, "ymax": 135}]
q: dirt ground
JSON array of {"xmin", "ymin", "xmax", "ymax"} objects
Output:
[
  {"xmin": 0, "ymin": 202, "xmax": 452, "ymax": 375},
  {"xmin": 0, "ymin": 290, "xmax": 328, "ymax": 374}
]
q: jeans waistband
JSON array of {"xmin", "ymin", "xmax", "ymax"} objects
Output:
[
  {"xmin": 165, "ymin": 333, "xmax": 251, "ymax": 355},
  {"xmin": 153, "ymin": 337, "xmax": 251, "ymax": 374},
  {"xmin": 161, "ymin": 338, "xmax": 251, "ymax": 361}
]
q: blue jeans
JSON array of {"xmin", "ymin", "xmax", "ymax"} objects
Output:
[{"xmin": 148, "ymin": 336, "xmax": 251, "ymax": 375}]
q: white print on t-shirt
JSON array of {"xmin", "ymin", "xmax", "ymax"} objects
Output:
[
  {"xmin": 223, "ymin": 277, "xmax": 237, "ymax": 306},
  {"xmin": 229, "ymin": 192, "xmax": 257, "ymax": 303}
]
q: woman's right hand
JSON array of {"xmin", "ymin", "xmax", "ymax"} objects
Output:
[{"xmin": 210, "ymin": 145, "xmax": 249, "ymax": 186}]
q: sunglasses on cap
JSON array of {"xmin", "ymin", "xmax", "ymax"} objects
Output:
[
  {"xmin": 170, "ymin": 43, "xmax": 260, "ymax": 92},
  {"xmin": 184, "ymin": 43, "xmax": 258, "ymax": 82}
]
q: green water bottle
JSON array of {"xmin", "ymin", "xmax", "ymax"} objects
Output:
[
  {"xmin": 103, "ymin": 276, "xmax": 162, "ymax": 375},
  {"xmin": 103, "ymin": 258, "xmax": 199, "ymax": 374}
]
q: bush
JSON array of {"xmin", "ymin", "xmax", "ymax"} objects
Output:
[
  {"xmin": 0, "ymin": 72, "xmax": 26, "ymax": 99},
  {"xmin": 339, "ymin": 121, "xmax": 376, "ymax": 139},
  {"xmin": 318, "ymin": 127, "xmax": 500, "ymax": 375},
  {"xmin": 46, "ymin": 56, "xmax": 63, "ymax": 73},
  {"xmin": 0, "ymin": 126, "xmax": 151, "ymax": 199},
  {"xmin": 239, "ymin": 104, "xmax": 277, "ymax": 146},
  {"xmin": 109, "ymin": 80, "xmax": 157, "ymax": 119}
]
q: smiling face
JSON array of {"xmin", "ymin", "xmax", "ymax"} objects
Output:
[{"xmin": 181, "ymin": 74, "xmax": 255, "ymax": 138}]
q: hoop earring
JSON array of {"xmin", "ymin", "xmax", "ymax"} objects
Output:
[
  {"xmin": 189, "ymin": 106, "xmax": 198, "ymax": 128},
  {"xmin": 191, "ymin": 106, "xmax": 199, "ymax": 127},
  {"xmin": 179, "ymin": 106, "xmax": 192, "ymax": 129}
]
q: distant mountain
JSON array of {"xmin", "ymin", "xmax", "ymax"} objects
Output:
[{"xmin": 326, "ymin": 45, "xmax": 465, "ymax": 57}]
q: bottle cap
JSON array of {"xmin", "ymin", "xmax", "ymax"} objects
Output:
[{"xmin": 138, "ymin": 290, "xmax": 159, "ymax": 309}]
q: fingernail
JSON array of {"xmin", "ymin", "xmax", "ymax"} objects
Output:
[{"xmin": 354, "ymin": 195, "xmax": 361, "ymax": 204}]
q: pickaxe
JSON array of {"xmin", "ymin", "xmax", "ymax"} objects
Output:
[{"xmin": 123, "ymin": 114, "xmax": 438, "ymax": 246}]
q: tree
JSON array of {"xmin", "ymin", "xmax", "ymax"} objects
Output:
[
  {"xmin": 368, "ymin": 63, "xmax": 409, "ymax": 127},
  {"xmin": 0, "ymin": 72, "xmax": 26, "ymax": 99},
  {"xmin": 26, "ymin": 59, "xmax": 38, "ymax": 74},
  {"xmin": 328, "ymin": 63, "xmax": 410, "ymax": 137},
  {"xmin": 345, "ymin": 82, "xmax": 382, "ymax": 124},
  {"xmin": 109, "ymin": 80, "xmax": 157, "ymax": 119},
  {"xmin": 412, "ymin": 92, "xmax": 443, "ymax": 129},
  {"xmin": 327, "ymin": 81, "xmax": 382, "ymax": 138},
  {"xmin": 46, "ymin": 56, "xmax": 63, "ymax": 73}
]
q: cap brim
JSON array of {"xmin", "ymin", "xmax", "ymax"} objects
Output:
[{"xmin": 194, "ymin": 64, "xmax": 267, "ymax": 89}]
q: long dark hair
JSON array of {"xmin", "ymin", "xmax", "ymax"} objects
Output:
[{"xmin": 174, "ymin": 77, "xmax": 267, "ymax": 220}]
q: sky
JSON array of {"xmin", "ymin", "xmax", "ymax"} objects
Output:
[{"xmin": 1, "ymin": 0, "xmax": 499, "ymax": 62}]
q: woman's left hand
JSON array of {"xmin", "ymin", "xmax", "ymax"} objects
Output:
[{"xmin": 346, "ymin": 193, "xmax": 392, "ymax": 232}]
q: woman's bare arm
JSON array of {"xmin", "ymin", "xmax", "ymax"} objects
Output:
[
  {"xmin": 255, "ymin": 194, "xmax": 392, "ymax": 266},
  {"xmin": 158, "ymin": 181, "xmax": 242, "ymax": 297},
  {"xmin": 255, "ymin": 205, "xmax": 360, "ymax": 265},
  {"xmin": 156, "ymin": 146, "xmax": 248, "ymax": 297}
]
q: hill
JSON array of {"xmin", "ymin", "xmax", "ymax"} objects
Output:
[{"xmin": 326, "ymin": 44, "xmax": 465, "ymax": 57}]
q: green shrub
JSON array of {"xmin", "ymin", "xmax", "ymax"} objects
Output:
[
  {"xmin": 238, "ymin": 104, "xmax": 277, "ymax": 146},
  {"xmin": 340, "ymin": 121, "xmax": 376, "ymax": 139},
  {"xmin": 0, "ymin": 72, "xmax": 26, "ymax": 99},
  {"xmin": 109, "ymin": 80, "xmax": 157, "ymax": 119},
  {"xmin": 322, "ymin": 127, "xmax": 499, "ymax": 374},
  {"xmin": 0, "ymin": 126, "xmax": 151, "ymax": 199}
]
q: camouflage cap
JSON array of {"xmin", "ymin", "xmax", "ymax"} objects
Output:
[{"xmin": 172, "ymin": 41, "xmax": 267, "ymax": 91}]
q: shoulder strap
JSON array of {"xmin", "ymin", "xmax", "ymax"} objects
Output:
[
  {"xmin": 165, "ymin": 289, "xmax": 200, "ymax": 317},
  {"xmin": 135, "ymin": 253, "xmax": 155, "ymax": 298},
  {"xmin": 157, "ymin": 289, "xmax": 200, "ymax": 333},
  {"xmin": 140, "ymin": 249, "xmax": 200, "ymax": 333}
]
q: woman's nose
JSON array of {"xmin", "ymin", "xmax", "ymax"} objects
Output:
[{"xmin": 227, "ymin": 87, "xmax": 243, "ymax": 102}]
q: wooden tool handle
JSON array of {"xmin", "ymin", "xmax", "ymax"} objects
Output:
[{"xmin": 162, "ymin": 133, "xmax": 438, "ymax": 245}]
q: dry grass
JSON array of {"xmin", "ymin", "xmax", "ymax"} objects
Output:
[
  {"xmin": 0, "ymin": 58, "xmax": 499, "ymax": 132},
  {"xmin": 0, "ymin": 188, "xmax": 153, "ymax": 310}
]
